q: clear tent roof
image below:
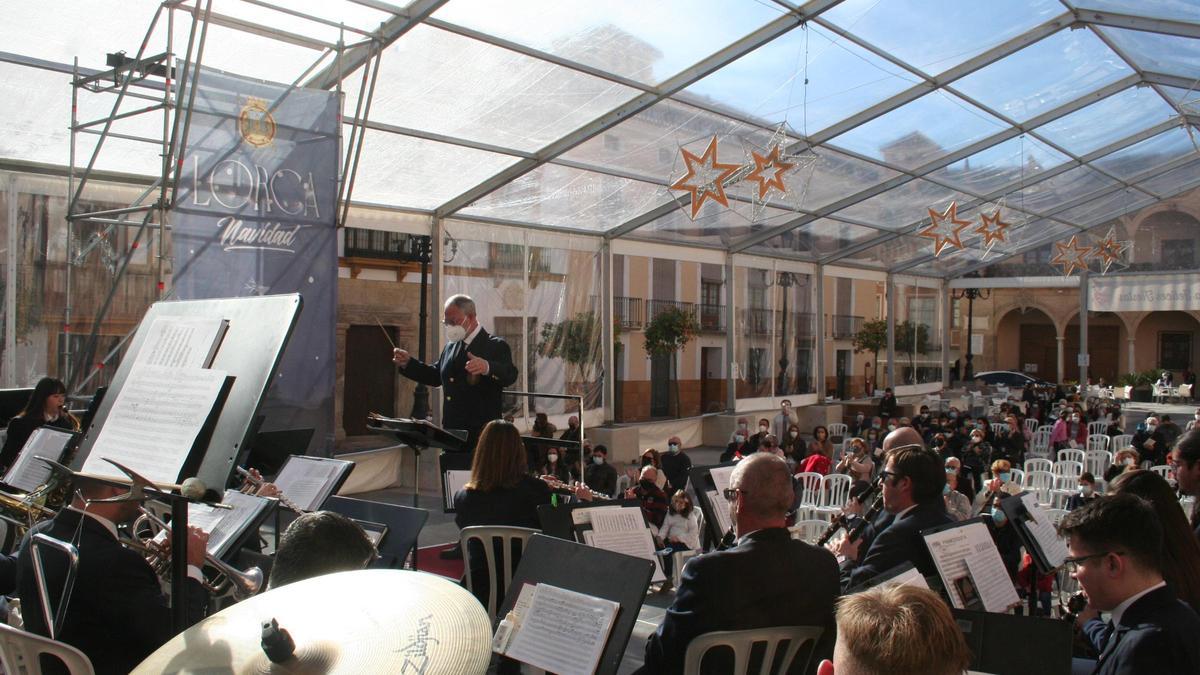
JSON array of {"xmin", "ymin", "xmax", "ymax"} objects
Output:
[{"xmin": 1, "ymin": 0, "xmax": 1199, "ymax": 279}]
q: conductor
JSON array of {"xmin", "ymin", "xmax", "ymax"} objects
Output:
[{"xmin": 392, "ymin": 294, "xmax": 518, "ymax": 451}]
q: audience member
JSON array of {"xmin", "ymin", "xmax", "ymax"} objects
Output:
[
  {"xmin": 538, "ymin": 445, "xmax": 574, "ymax": 483},
  {"xmin": 798, "ymin": 437, "xmax": 833, "ymax": 476},
  {"xmin": 660, "ymin": 435, "xmax": 692, "ymax": 493},
  {"xmin": 1109, "ymin": 469, "xmax": 1200, "ymax": 611},
  {"xmin": 1106, "ymin": 448, "xmax": 1140, "ymax": 483},
  {"xmin": 729, "ymin": 417, "xmax": 751, "ymax": 444},
  {"xmin": 269, "ymin": 511, "xmax": 376, "ymax": 589},
  {"xmin": 1066, "ymin": 472, "xmax": 1100, "ymax": 511},
  {"xmin": 782, "ymin": 422, "xmax": 806, "ymax": 463},
  {"xmin": 1132, "ymin": 416, "xmax": 1166, "ymax": 466},
  {"xmin": 1051, "ymin": 409, "xmax": 1087, "ymax": 450},
  {"xmin": 816, "ymin": 585, "xmax": 970, "ymax": 675},
  {"xmin": 627, "ymin": 466, "xmax": 669, "ymax": 531},
  {"xmin": 1158, "ymin": 414, "xmax": 1182, "ymax": 448},
  {"xmin": 943, "ymin": 469, "xmax": 971, "ymax": 521},
  {"xmin": 878, "ymin": 387, "xmax": 898, "ymax": 419},
  {"xmin": 808, "ymin": 426, "xmax": 834, "ymax": 463},
  {"xmin": 944, "ymin": 455, "xmax": 976, "ymax": 504},
  {"xmin": 531, "ymin": 411, "xmax": 556, "ymax": 438},
  {"xmin": 748, "ymin": 417, "xmax": 772, "ymax": 450},
  {"xmin": 640, "ymin": 448, "xmax": 668, "ymax": 490},
  {"xmin": 558, "ymin": 415, "xmax": 581, "ymax": 443},
  {"xmin": 639, "ymin": 454, "xmax": 839, "ymax": 674},
  {"xmin": 722, "ymin": 427, "xmax": 753, "ymax": 462},
  {"xmin": 584, "ymin": 444, "xmax": 618, "ymax": 498},
  {"xmin": 1059, "ymin": 494, "xmax": 1200, "ymax": 674},
  {"xmin": 1170, "ymin": 430, "xmax": 1200, "ymax": 540},
  {"xmin": 835, "ymin": 437, "xmax": 873, "ymax": 482},
  {"xmin": 656, "ymin": 491, "xmax": 700, "ymax": 581},
  {"xmin": 772, "ymin": 399, "xmax": 799, "ymax": 441}
]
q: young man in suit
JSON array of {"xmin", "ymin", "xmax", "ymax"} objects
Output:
[
  {"xmin": 1061, "ymin": 493, "xmax": 1200, "ymax": 675},
  {"xmin": 392, "ymin": 294, "xmax": 519, "ymax": 452},
  {"xmin": 638, "ymin": 453, "xmax": 840, "ymax": 674},
  {"xmin": 16, "ymin": 476, "xmax": 209, "ymax": 675},
  {"xmin": 834, "ymin": 441, "xmax": 953, "ymax": 590}
]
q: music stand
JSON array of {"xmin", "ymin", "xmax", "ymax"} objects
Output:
[
  {"xmin": 324, "ymin": 495, "xmax": 428, "ymax": 569},
  {"xmin": 246, "ymin": 428, "xmax": 315, "ymax": 477},
  {"xmin": 367, "ymin": 415, "xmax": 467, "ymax": 509},
  {"xmin": 498, "ymin": 534, "xmax": 654, "ymax": 675},
  {"xmin": 536, "ymin": 500, "xmax": 643, "ymax": 542},
  {"xmin": 952, "ymin": 608, "xmax": 1072, "ymax": 675},
  {"xmin": 998, "ymin": 491, "xmax": 1069, "ymax": 617}
]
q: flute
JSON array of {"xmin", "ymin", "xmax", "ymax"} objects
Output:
[{"xmin": 236, "ymin": 466, "xmax": 306, "ymax": 513}]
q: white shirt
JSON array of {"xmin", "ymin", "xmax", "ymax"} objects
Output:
[{"xmin": 1110, "ymin": 580, "xmax": 1166, "ymax": 627}]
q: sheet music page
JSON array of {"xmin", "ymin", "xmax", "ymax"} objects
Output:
[
  {"xmin": 589, "ymin": 507, "xmax": 645, "ymax": 532},
  {"xmin": 192, "ymin": 489, "xmax": 269, "ymax": 558},
  {"xmin": 923, "ymin": 521, "xmax": 1019, "ymax": 612},
  {"xmin": 444, "ymin": 470, "xmax": 471, "ymax": 509},
  {"xmin": 81, "ymin": 364, "xmax": 228, "ymax": 484},
  {"xmin": 1018, "ymin": 492, "xmax": 1069, "ymax": 568},
  {"xmin": 705, "ymin": 489, "xmax": 733, "ymax": 536},
  {"xmin": 875, "ymin": 565, "xmax": 930, "ymax": 591},
  {"xmin": 4, "ymin": 427, "xmax": 74, "ymax": 492},
  {"xmin": 510, "ymin": 582, "xmax": 538, "ymax": 622},
  {"xmin": 709, "ymin": 465, "xmax": 735, "ymax": 497},
  {"xmin": 587, "ymin": 528, "xmax": 666, "ymax": 583},
  {"xmin": 571, "ymin": 504, "xmax": 621, "ymax": 526},
  {"xmin": 136, "ymin": 317, "xmax": 229, "ymax": 368},
  {"xmin": 273, "ymin": 458, "xmax": 345, "ymax": 511},
  {"xmin": 503, "ymin": 583, "xmax": 619, "ymax": 675}
]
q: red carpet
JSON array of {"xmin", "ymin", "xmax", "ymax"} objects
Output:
[{"xmin": 416, "ymin": 542, "xmax": 464, "ymax": 581}]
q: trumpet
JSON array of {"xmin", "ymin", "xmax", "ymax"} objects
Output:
[
  {"xmin": 130, "ymin": 507, "xmax": 263, "ymax": 600},
  {"xmin": 235, "ymin": 466, "xmax": 306, "ymax": 513}
]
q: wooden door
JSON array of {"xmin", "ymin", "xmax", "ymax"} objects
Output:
[{"xmin": 343, "ymin": 324, "xmax": 396, "ymax": 436}]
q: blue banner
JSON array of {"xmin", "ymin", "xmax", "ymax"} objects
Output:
[{"xmin": 173, "ymin": 65, "xmax": 339, "ymax": 455}]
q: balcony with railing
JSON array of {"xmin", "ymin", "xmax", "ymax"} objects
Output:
[
  {"xmin": 615, "ymin": 296, "xmax": 644, "ymax": 329},
  {"xmin": 343, "ymin": 227, "xmax": 414, "ymax": 260},
  {"xmin": 647, "ymin": 299, "xmax": 696, "ymax": 322},
  {"xmin": 698, "ymin": 303, "xmax": 726, "ymax": 332},
  {"xmin": 828, "ymin": 314, "xmax": 863, "ymax": 339},
  {"xmin": 741, "ymin": 308, "xmax": 774, "ymax": 335}
]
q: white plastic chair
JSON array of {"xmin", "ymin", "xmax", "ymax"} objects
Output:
[
  {"xmin": 1030, "ymin": 429, "xmax": 1053, "ymax": 458},
  {"xmin": 1024, "ymin": 458, "xmax": 1053, "ymax": 474},
  {"xmin": 1150, "ymin": 465, "xmax": 1174, "ymax": 481},
  {"xmin": 1051, "ymin": 490, "xmax": 1074, "ymax": 509},
  {"xmin": 683, "ymin": 625, "xmax": 824, "ymax": 675},
  {"xmin": 1023, "ymin": 418, "xmax": 1038, "ymax": 435},
  {"xmin": 821, "ymin": 474, "xmax": 852, "ymax": 509},
  {"xmin": 788, "ymin": 519, "xmax": 829, "ymax": 545},
  {"xmin": 1111, "ymin": 434, "xmax": 1133, "ymax": 451},
  {"xmin": 794, "ymin": 472, "xmax": 823, "ymax": 507},
  {"xmin": 460, "ymin": 525, "xmax": 538, "ymax": 621},
  {"xmin": 1086, "ymin": 435, "xmax": 1110, "ymax": 453},
  {"xmin": 0, "ymin": 622, "xmax": 94, "ymax": 675},
  {"xmin": 1010, "ymin": 468, "xmax": 1025, "ymax": 487},
  {"xmin": 792, "ymin": 506, "xmax": 815, "ymax": 522},
  {"xmin": 1153, "ymin": 384, "xmax": 1170, "ymax": 403},
  {"xmin": 828, "ymin": 423, "xmax": 847, "ymax": 440},
  {"xmin": 1058, "ymin": 449, "xmax": 1086, "ymax": 465},
  {"xmin": 1026, "ymin": 470, "xmax": 1055, "ymax": 505},
  {"xmin": 1084, "ymin": 450, "xmax": 1112, "ymax": 477},
  {"xmin": 671, "ymin": 549, "xmax": 699, "ymax": 589},
  {"xmin": 1045, "ymin": 508, "xmax": 1069, "ymax": 526},
  {"xmin": 1087, "ymin": 421, "xmax": 1108, "ymax": 437},
  {"xmin": 990, "ymin": 422, "xmax": 1008, "ymax": 435},
  {"xmin": 1054, "ymin": 460, "xmax": 1084, "ymax": 482}
]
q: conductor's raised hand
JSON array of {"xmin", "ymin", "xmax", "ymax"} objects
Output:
[
  {"xmin": 465, "ymin": 351, "xmax": 490, "ymax": 376},
  {"xmin": 392, "ymin": 348, "xmax": 410, "ymax": 368}
]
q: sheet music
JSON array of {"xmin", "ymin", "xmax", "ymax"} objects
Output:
[
  {"xmin": 503, "ymin": 583, "xmax": 619, "ymax": 675},
  {"xmin": 589, "ymin": 507, "xmax": 645, "ymax": 532},
  {"xmin": 136, "ymin": 317, "xmax": 228, "ymax": 368},
  {"xmin": 709, "ymin": 465, "xmax": 735, "ymax": 496},
  {"xmin": 874, "ymin": 565, "xmax": 930, "ymax": 591},
  {"xmin": 511, "ymin": 582, "xmax": 538, "ymax": 622},
  {"xmin": 273, "ymin": 457, "xmax": 348, "ymax": 511},
  {"xmin": 189, "ymin": 490, "xmax": 270, "ymax": 558},
  {"xmin": 4, "ymin": 427, "xmax": 74, "ymax": 492},
  {"xmin": 587, "ymin": 528, "xmax": 665, "ymax": 583},
  {"xmin": 444, "ymin": 470, "xmax": 471, "ymax": 510},
  {"xmin": 571, "ymin": 504, "xmax": 621, "ymax": 526},
  {"xmin": 81, "ymin": 364, "xmax": 228, "ymax": 484},
  {"xmin": 705, "ymin": 489, "xmax": 733, "ymax": 537},
  {"xmin": 924, "ymin": 521, "xmax": 1019, "ymax": 613},
  {"xmin": 1017, "ymin": 492, "xmax": 1069, "ymax": 569}
]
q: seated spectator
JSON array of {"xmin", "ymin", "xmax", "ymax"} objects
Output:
[
  {"xmin": 798, "ymin": 439, "xmax": 833, "ymax": 476},
  {"xmin": 835, "ymin": 437, "xmax": 873, "ymax": 482},
  {"xmin": 269, "ymin": 511, "xmax": 376, "ymax": 589},
  {"xmin": 1132, "ymin": 416, "xmax": 1166, "ymax": 466},
  {"xmin": 1059, "ymin": 494, "xmax": 1200, "ymax": 674},
  {"xmin": 944, "ymin": 455, "xmax": 976, "ymax": 504},
  {"xmin": 721, "ymin": 431, "xmax": 753, "ymax": 462},
  {"xmin": 1159, "ymin": 414, "xmax": 1182, "ymax": 449},
  {"xmin": 584, "ymin": 444, "xmax": 617, "ymax": 497},
  {"xmin": 538, "ymin": 446, "xmax": 574, "ymax": 484},
  {"xmin": 943, "ymin": 470, "xmax": 971, "ymax": 521},
  {"xmin": 640, "ymin": 448, "xmax": 667, "ymax": 490},
  {"xmin": 1066, "ymin": 472, "xmax": 1100, "ymax": 511},
  {"xmin": 1106, "ymin": 448, "xmax": 1140, "ymax": 483},
  {"xmin": 782, "ymin": 422, "xmax": 806, "ymax": 463},
  {"xmin": 809, "ymin": 426, "xmax": 834, "ymax": 461},
  {"xmin": 1051, "ymin": 409, "xmax": 1087, "ymax": 450},
  {"xmin": 817, "ymin": 585, "xmax": 970, "ymax": 675},
  {"xmin": 626, "ymin": 466, "xmax": 669, "ymax": 531},
  {"xmin": 748, "ymin": 417, "xmax": 772, "ymax": 450},
  {"xmin": 558, "ymin": 415, "xmax": 581, "ymax": 443},
  {"xmin": 531, "ymin": 411, "xmax": 556, "ymax": 438},
  {"xmin": 729, "ymin": 417, "xmax": 751, "ymax": 444},
  {"xmin": 656, "ymin": 491, "xmax": 700, "ymax": 581}
]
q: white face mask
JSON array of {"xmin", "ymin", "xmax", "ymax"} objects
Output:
[
  {"xmin": 592, "ymin": 456, "xmax": 604, "ymax": 465},
  {"xmin": 789, "ymin": 431, "xmax": 799, "ymax": 438},
  {"xmin": 668, "ymin": 443, "xmax": 680, "ymax": 454},
  {"xmin": 445, "ymin": 323, "xmax": 467, "ymax": 343},
  {"xmin": 547, "ymin": 453, "xmax": 558, "ymax": 463},
  {"xmin": 759, "ymin": 425, "xmax": 769, "ymax": 433},
  {"xmin": 734, "ymin": 435, "xmax": 745, "ymax": 444}
]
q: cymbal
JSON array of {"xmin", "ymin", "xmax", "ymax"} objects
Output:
[{"xmin": 134, "ymin": 569, "xmax": 492, "ymax": 674}]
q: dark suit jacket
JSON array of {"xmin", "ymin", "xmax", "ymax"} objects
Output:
[
  {"xmin": 1090, "ymin": 585, "xmax": 1200, "ymax": 675},
  {"xmin": 842, "ymin": 500, "xmax": 953, "ymax": 590},
  {"xmin": 639, "ymin": 528, "xmax": 839, "ymax": 675},
  {"xmin": 16, "ymin": 509, "xmax": 207, "ymax": 675},
  {"xmin": 399, "ymin": 328, "xmax": 518, "ymax": 445}
]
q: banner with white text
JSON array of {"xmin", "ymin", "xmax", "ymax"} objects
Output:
[
  {"xmin": 173, "ymin": 65, "xmax": 339, "ymax": 455},
  {"xmin": 1089, "ymin": 273, "xmax": 1200, "ymax": 312}
]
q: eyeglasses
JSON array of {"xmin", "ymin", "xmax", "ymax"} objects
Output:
[
  {"xmin": 879, "ymin": 470, "xmax": 904, "ymax": 484},
  {"xmin": 1063, "ymin": 550, "xmax": 1125, "ymax": 574},
  {"xmin": 723, "ymin": 487, "xmax": 746, "ymax": 500}
]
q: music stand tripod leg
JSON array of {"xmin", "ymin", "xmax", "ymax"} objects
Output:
[{"xmin": 411, "ymin": 447, "xmax": 420, "ymax": 570}]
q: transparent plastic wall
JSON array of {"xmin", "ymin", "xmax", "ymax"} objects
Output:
[
  {"xmin": 892, "ymin": 278, "xmax": 944, "ymax": 387},
  {"xmin": 734, "ymin": 261, "xmax": 814, "ymax": 406},
  {"xmin": 0, "ymin": 172, "xmax": 163, "ymax": 393},
  {"xmin": 441, "ymin": 221, "xmax": 603, "ymax": 431}
]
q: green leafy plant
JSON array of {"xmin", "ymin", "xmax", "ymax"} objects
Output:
[
  {"xmin": 643, "ymin": 305, "xmax": 699, "ymax": 418},
  {"xmin": 852, "ymin": 319, "xmax": 888, "ymax": 390},
  {"xmin": 894, "ymin": 320, "xmax": 930, "ymax": 384},
  {"xmin": 538, "ymin": 311, "xmax": 602, "ymax": 407}
]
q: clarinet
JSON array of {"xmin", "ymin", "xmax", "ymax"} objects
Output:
[
  {"xmin": 717, "ymin": 526, "xmax": 736, "ymax": 550},
  {"xmin": 816, "ymin": 513, "xmax": 850, "ymax": 547},
  {"xmin": 845, "ymin": 495, "xmax": 884, "ymax": 543},
  {"xmin": 818, "ymin": 474, "xmax": 884, "ymax": 547}
]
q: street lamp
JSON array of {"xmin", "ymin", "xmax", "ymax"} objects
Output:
[
  {"xmin": 776, "ymin": 271, "xmax": 796, "ymax": 396},
  {"xmin": 951, "ymin": 277, "xmax": 989, "ymax": 383},
  {"xmin": 397, "ymin": 235, "xmax": 433, "ymax": 419}
]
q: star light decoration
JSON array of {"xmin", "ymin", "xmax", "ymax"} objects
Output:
[
  {"xmin": 1050, "ymin": 235, "xmax": 1093, "ymax": 276},
  {"xmin": 744, "ymin": 145, "xmax": 796, "ymax": 200},
  {"xmin": 974, "ymin": 208, "xmax": 1011, "ymax": 248},
  {"xmin": 1092, "ymin": 226, "xmax": 1131, "ymax": 274},
  {"xmin": 669, "ymin": 136, "xmax": 741, "ymax": 219},
  {"xmin": 917, "ymin": 202, "xmax": 973, "ymax": 257}
]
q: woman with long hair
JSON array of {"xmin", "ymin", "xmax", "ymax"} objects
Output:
[
  {"xmin": 807, "ymin": 425, "xmax": 834, "ymax": 462},
  {"xmin": 0, "ymin": 377, "xmax": 79, "ymax": 470},
  {"xmin": 1108, "ymin": 470, "xmax": 1200, "ymax": 610}
]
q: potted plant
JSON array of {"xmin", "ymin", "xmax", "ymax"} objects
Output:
[
  {"xmin": 538, "ymin": 311, "xmax": 602, "ymax": 409},
  {"xmin": 643, "ymin": 305, "xmax": 699, "ymax": 418}
]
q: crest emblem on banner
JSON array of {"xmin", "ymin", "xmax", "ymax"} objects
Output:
[{"xmin": 239, "ymin": 97, "xmax": 276, "ymax": 147}]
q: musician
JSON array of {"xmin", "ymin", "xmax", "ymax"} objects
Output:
[
  {"xmin": 16, "ymin": 476, "xmax": 209, "ymax": 675},
  {"xmin": 584, "ymin": 444, "xmax": 617, "ymax": 498},
  {"xmin": 1060, "ymin": 494, "xmax": 1200, "ymax": 674},
  {"xmin": 0, "ymin": 377, "xmax": 80, "ymax": 471},
  {"xmin": 836, "ymin": 443, "xmax": 953, "ymax": 590},
  {"xmin": 391, "ymin": 295, "xmax": 518, "ymax": 451},
  {"xmin": 268, "ymin": 511, "xmax": 376, "ymax": 589},
  {"xmin": 639, "ymin": 454, "xmax": 839, "ymax": 675}
]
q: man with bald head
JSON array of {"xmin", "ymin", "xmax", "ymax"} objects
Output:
[{"xmin": 638, "ymin": 454, "xmax": 840, "ymax": 674}]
